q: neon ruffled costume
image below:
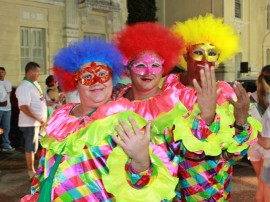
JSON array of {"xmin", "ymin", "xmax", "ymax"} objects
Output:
[
  {"xmin": 112, "ymin": 21, "xmax": 251, "ymax": 201},
  {"xmin": 164, "ymin": 13, "xmax": 261, "ymax": 201},
  {"xmin": 21, "ymin": 38, "xmax": 178, "ymax": 202}
]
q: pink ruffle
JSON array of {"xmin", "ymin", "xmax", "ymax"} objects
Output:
[
  {"xmin": 46, "ymin": 101, "xmax": 132, "ymax": 141},
  {"xmin": 162, "ymin": 74, "xmax": 237, "ymax": 111},
  {"xmin": 117, "ymin": 85, "xmax": 181, "ymax": 121},
  {"xmin": 46, "ymin": 104, "xmax": 85, "ymax": 141}
]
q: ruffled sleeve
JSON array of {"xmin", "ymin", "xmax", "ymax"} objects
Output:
[{"xmin": 102, "ymin": 146, "xmax": 178, "ymax": 202}]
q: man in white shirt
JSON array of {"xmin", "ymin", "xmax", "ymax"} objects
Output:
[
  {"xmin": 0, "ymin": 67, "xmax": 14, "ymax": 152},
  {"xmin": 16, "ymin": 62, "xmax": 47, "ymax": 179}
]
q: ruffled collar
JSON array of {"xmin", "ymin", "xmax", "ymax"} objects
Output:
[
  {"xmin": 116, "ymin": 84, "xmax": 182, "ymax": 121},
  {"xmin": 46, "ymin": 100, "xmax": 133, "ymax": 141}
]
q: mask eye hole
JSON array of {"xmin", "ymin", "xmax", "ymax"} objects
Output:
[
  {"xmin": 208, "ymin": 50, "xmax": 217, "ymax": 56},
  {"xmin": 152, "ymin": 63, "xmax": 161, "ymax": 68},
  {"xmin": 98, "ymin": 69, "xmax": 110, "ymax": 77},
  {"xmin": 81, "ymin": 73, "xmax": 94, "ymax": 79},
  {"xmin": 135, "ymin": 63, "xmax": 146, "ymax": 68}
]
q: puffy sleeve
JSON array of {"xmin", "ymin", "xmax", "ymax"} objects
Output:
[{"xmin": 102, "ymin": 145, "xmax": 179, "ymax": 202}]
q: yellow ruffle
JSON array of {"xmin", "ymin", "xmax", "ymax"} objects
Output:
[
  {"xmin": 226, "ymin": 116, "xmax": 262, "ymax": 153},
  {"xmin": 102, "ymin": 146, "xmax": 178, "ymax": 202},
  {"xmin": 173, "ymin": 102, "xmax": 261, "ymax": 155},
  {"xmin": 41, "ymin": 111, "xmax": 148, "ymax": 156}
]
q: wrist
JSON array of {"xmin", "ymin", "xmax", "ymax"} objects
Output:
[
  {"xmin": 201, "ymin": 113, "xmax": 216, "ymax": 125},
  {"xmin": 235, "ymin": 119, "xmax": 247, "ymax": 126},
  {"xmin": 233, "ymin": 121, "xmax": 250, "ymax": 131},
  {"xmin": 131, "ymin": 156, "xmax": 150, "ymax": 172}
]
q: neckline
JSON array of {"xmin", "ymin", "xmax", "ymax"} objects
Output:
[
  {"xmin": 70, "ymin": 104, "xmax": 97, "ymax": 118},
  {"xmin": 124, "ymin": 87, "xmax": 162, "ymax": 101}
]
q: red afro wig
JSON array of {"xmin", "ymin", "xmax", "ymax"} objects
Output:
[
  {"xmin": 114, "ymin": 22, "xmax": 185, "ymax": 75},
  {"xmin": 52, "ymin": 67, "xmax": 76, "ymax": 93}
]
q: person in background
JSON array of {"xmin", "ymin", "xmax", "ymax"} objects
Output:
[
  {"xmin": 15, "ymin": 62, "xmax": 47, "ymax": 180},
  {"xmin": 248, "ymin": 65, "xmax": 270, "ymax": 202},
  {"xmin": 22, "ymin": 38, "xmax": 178, "ymax": 202},
  {"xmin": 64, "ymin": 89, "xmax": 80, "ymax": 103},
  {"xmin": 170, "ymin": 13, "xmax": 260, "ymax": 201},
  {"xmin": 44, "ymin": 75, "xmax": 65, "ymax": 117},
  {"xmin": 0, "ymin": 67, "xmax": 14, "ymax": 152}
]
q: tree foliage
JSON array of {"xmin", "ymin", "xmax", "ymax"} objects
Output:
[{"xmin": 127, "ymin": 0, "xmax": 157, "ymax": 25}]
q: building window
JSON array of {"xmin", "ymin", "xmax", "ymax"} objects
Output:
[
  {"xmin": 20, "ymin": 27, "xmax": 46, "ymax": 74},
  {"xmin": 84, "ymin": 33, "xmax": 106, "ymax": 39},
  {"xmin": 235, "ymin": 0, "xmax": 242, "ymax": 19}
]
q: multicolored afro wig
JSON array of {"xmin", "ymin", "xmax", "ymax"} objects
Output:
[
  {"xmin": 52, "ymin": 37, "xmax": 124, "ymax": 93},
  {"xmin": 171, "ymin": 13, "xmax": 240, "ymax": 69},
  {"xmin": 114, "ymin": 22, "xmax": 185, "ymax": 75}
]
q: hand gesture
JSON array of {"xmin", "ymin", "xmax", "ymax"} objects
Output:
[
  {"xmin": 228, "ymin": 81, "xmax": 250, "ymax": 125},
  {"xmin": 193, "ymin": 65, "xmax": 222, "ymax": 124},
  {"xmin": 112, "ymin": 117, "xmax": 151, "ymax": 172}
]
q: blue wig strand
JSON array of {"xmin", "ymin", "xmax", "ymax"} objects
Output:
[{"xmin": 53, "ymin": 37, "xmax": 124, "ymax": 86}]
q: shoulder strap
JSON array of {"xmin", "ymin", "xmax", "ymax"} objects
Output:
[{"xmin": 37, "ymin": 146, "xmax": 65, "ymax": 202}]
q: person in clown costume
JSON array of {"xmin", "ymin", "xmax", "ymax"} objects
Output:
[
  {"xmin": 21, "ymin": 37, "xmax": 179, "ymax": 202},
  {"xmin": 165, "ymin": 13, "xmax": 261, "ymax": 201},
  {"xmin": 111, "ymin": 18, "xmax": 260, "ymax": 201}
]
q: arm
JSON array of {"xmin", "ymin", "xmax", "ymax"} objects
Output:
[
  {"xmin": 104, "ymin": 117, "xmax": 178, "ymax": 201},
  {"xmin": 20, "ymin": 105, "xmax": 44, "ymax": 125},
  {"xmin": 112, "ymin": 117, "xmax": 151, "ymax": 172}
]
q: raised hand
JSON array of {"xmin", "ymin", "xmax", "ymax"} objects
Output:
[
  {"xmin": 227, "ymin": 81, "xmax": 250, "ymax": 125},
  {"xmin": 112, "ymin": 117, "xmax": 151, "ymax": 172},
  {"xmin": 193, "ymin": 65, "xmax": 222, "ymax": 124}
]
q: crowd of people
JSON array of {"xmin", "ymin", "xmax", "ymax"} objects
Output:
[{"xmin": 0, "ymin": 13, "xmax": 269, "ymax": 202}]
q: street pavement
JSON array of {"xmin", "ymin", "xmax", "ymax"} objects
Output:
[{"xmin": 0, "ymin": 148, "xmax": 257, "ymax": 202}]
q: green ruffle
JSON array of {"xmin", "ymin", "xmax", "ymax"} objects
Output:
[
  {"xmin": 150, "ymin": 102, "xmax": 188, "ymax": 137},
  {"xmin": 102, "ymin": 146, "xmax": 178, "ymax": 202},
  {"xmin": 173, "ymin": 103, "xmax": 224, "ymax": 156},
  {"xmin": 151, "ymin": 100, "xmax": 260, "ymax": 156},
  {"xmin": 41, "ymin": 111, "xmax": 148, "ymax": 156},
  {"xmin": 226, "ymin": 116, "xmax": 262, "ymax": 153}
]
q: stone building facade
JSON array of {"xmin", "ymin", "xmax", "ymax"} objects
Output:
[
  {"xmin": 0, "ymin": 0, "xmax": 126, "ymax": 88},
  {"xmin": 1, "ymin": 0, "xmax": 270, "ymax": 86}
]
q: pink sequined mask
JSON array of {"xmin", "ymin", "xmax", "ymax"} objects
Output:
[{"xmin": 130, "ymin": 53, "xmax": 164, "ymax": 75}]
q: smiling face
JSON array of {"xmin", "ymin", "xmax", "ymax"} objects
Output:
[
  {"xmin": 185, "ymin": 43, "xmax": 219, "ymax": 85},
  {"xmin": 128, "ymin": 52, "xmax": 164, "ymax": 94},
  {"xmin": 76, "ymin": 62, "xmax": 113, "ymax": 108}
]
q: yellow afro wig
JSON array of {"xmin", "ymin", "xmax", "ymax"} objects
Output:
[{"xmin": 171, "ymin": 13, "xmax": 240, "ymax": 69}]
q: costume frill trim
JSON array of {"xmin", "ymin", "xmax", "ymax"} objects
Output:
[
  {"xmin": 151, "ymin": 100, "xmax": 261, "ymax": 156},
  {"xmin": 102, "ymin": 146, "xmax": 178, "ymax": 202},
  {"xmin": 117, "ymin": 84, "xmax": 183, "ymax": 121},
  {"xmin": 160, "ymin": 74, "xmax": 259, "ymax": 155},
  {"xmin": 41, "ymin": 110, "xmax": 147, "ymax": 156},
  {"xmin": 226, "ymin": 115, "xmax": 261, "ymax": 153}
]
